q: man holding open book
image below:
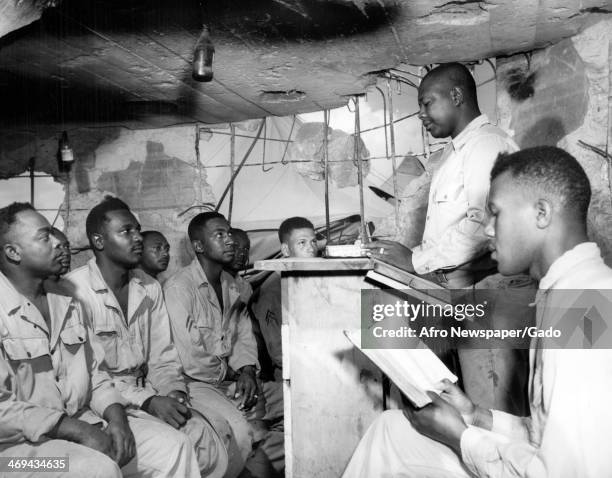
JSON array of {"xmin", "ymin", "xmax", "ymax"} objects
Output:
[{"xmin": 343, "ymin": 147, "xmax": 612, "ymax": 477}]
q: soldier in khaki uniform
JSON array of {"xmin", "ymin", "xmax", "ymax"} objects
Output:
[
  {"xmin": 67, "ymin": 197, "xmax": 227, "ymax": 478},
  {"xmin": 165, "ymin": 212, "xmax": 284, "ymax": 478},
  {"xmin": 0, "ymin": 202, "xmax": 198, "ymax": 478}
]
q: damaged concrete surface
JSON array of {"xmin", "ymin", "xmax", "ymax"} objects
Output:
[{"xmin": 0, "ymin": 0, "xmax": 610, "ymax": 128}]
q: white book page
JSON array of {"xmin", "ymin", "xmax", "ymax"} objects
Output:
[{"xmin": 344, "ymin": 329, "xmax": 458, "ymax": 407}]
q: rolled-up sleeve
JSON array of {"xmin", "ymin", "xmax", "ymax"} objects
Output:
[
  {"xmin": 164, "ymin": 282, "xmax": 227, "ymax": 384},
  {"xmin": 0, "ymin": 357, "xmax": 63, "ymax": 444},
  {"xmin": 146, "ymin": 282, "xmax": 187, "ymax": 396}
]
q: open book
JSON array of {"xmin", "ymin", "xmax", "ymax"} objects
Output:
[{"xmin": 344, "ymin": 329, "xmax": 458, "ymax": 408}]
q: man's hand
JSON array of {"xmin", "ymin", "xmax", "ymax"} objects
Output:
[
  {"xmin": 436, "ymin": 379, "xmax": 476, "ymax": 425},
  {"xmin": 48, "ymin": 415, "xmax": 115, "ymax": 460},
  {"xmin": 234, "ymin": 365, "xmax": 258, "ymax": 411},
  {"xmin": 167, "ymin": 390, "xmax": 191, "ymax": 407},
  {"xmin": 403, "ymin": 391, "xmax": 467, "ymax": 454},
  {"xmin": 103, "ymin": 403, "xmax": 136, "ymax": 467},
  {"xmin": 141, "ymin": 395, "xmax": 192, "ymax": 429},
  {"xmin": 364, "ymin": 240, "xmax": 414, "ymax": 272}
]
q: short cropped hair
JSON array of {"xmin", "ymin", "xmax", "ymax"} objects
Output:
[
  {"xmin": 141, "ymin": 230, "xmax": 166, "ymax": 242},
  {"xmin": 230, "ymin": 228, "xmax": 250, "ymax": 248},
  {"xmin": 423, "ymin": 63, "xmax": 478, "ymax": 105},
  {"xmin": 0, "ymin": 202, "xmax": 35, "ymax": 240},
  {"xmin": 491, "ymin": 146, "xmax": 591, "ymax": 223},
  {"xmin": 188, "ymin": 212, "xmax": 226, "ymax": 241},
  {"xmin": 278, "ymin": 217, "xmax": 314, "ymax": 243},
  {"xmin": 85, "ymin": 196, "xmax": 131, "ymax": 242}
]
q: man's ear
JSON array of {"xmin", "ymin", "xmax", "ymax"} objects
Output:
[
  {"xmin": 450, "ymin": 86, "xmax": 464, "ymax": 106},
  {"xmin": 535, "ymin": 198, "xmax": 553, "ymax": 229},
  {"xmin": 91, "ymin": 233, "xmax": 104, "ymax": 251},
  {"xmin": 3, "ymin": 243, "xmax": 21, "ymax": 263},
  {"xmin": 280, "ymin": 243, "xmax": 290, "ymax": 258},
  {"xmin": 192, "ymin": 239, "xmax": 204, "ymax": 254}
]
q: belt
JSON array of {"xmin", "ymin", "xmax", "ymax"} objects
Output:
[{"xmin": 113, "ymin": 364, "xmax": 148, "ymax": 388}]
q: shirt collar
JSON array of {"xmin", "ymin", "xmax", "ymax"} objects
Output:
[
  {"xmin": 87, "ymin": 258, "xmax": 142, "ymax": 292},
  {"xmin": 188, "ymin": 257, "xmax": 210, "ymax": 287},
  {"xmin": 451, "ymin": 114, "xmax": 490, "ymax": 150},
  {"xmin": 539, "ymin": 242, "xmax": 601, "ymax": 291},
  {"xmin": 0, "ymin": 271, "xmax": 26, "ymax": 315}
]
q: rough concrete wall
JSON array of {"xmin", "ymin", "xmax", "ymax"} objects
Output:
[
  {"xmin": 58, "ymin": 125, "xmax": 215, "ymax": 278},
  {"xmin": 497, "ymin": 15, "xmax": 612, "ymax": 265},
  {"xmin": 288, "ymin": 122, "xmax": 370, "ymax": 188}
]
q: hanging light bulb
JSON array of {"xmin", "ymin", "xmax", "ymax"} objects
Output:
[
  {"xmin": 59, "ymin": 131, "xmax": 75, "ymax": 164},
  {"xmin": 192, "ymin": 25, "xmax": 215, "ymax": 82}
]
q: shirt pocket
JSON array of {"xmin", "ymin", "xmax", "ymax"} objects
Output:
[
  {"xmin": 92, "ymin": 324, "xmax": 120, "ymax": 370},
  {"xmin": 432, "ymin": 181, "xmax": 467, "ymax": 221},
  {"xmin": 2, "ymin": 337, "xmax": 50, "ymax": 361},
  {"xmin": 1, "ymin": 337, "xmax": 50, "ymax": 401},
  {"xmin": 194, "ymin": 325, "xmax": 218, "ymax": 353},
  {"xmin": 60, "ymin": 323, "xmax": 87, "ymax": 349}
]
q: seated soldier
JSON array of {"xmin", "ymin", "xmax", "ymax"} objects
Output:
[
  {"xmin": 51, "ymin": 227, "xmax": 71, "ymax": 276},
  {"xmin": 226, "ymin": 228, "xmax": 276, "ymax": 382},
  {"xmin": 342, "ymin": 146, "xmax": 612, "ymax": 477},
  {"xmin": 249, "ymin": 216, "xmax": 318, "ymax": 380},
  {"xmin": 164, "ymin": 212, "xmax": 284, "ymax": 478},
  {"xmin": 66, "ymin": 197, "xmax": 227, "ymax": 478},
  {"xmin": 0, "ymin": 203, "xmax": 199, "ymax": 478},
  {"xmin": 138, "ymin": 230, "xmax": 170, "ymax": 280}
]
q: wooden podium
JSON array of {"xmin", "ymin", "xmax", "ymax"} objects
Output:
[{"xmin": 254, "ymin": 257, "xmax": 444, "ymax": 477}]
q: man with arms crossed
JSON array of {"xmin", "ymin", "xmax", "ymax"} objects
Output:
[{"xmin": 343, "ymin": 146, "xmax": 612, "ymax": 477}]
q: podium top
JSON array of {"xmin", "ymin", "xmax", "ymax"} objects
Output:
[{"xmin": 254, "ymin": 257, "xmax": 373, "ymax": 272}]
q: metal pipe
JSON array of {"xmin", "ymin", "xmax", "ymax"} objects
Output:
[
  {"xmin": 29, "ymin": 157, "xmax": 35, "ymax": 206},
  {"xmin": 353, "ymin": 97, "xmax": 368, "ymax": 242},
  {"xmin": 386, "ymin": 79, "xmax": 401, "ymax": 233},
  {"xmin": 215, "ymin": 119, "xmax": 266, "ymax": 213},
  {"xmin": 419, "ymin": 66, "xmax": 431, "ymax": 160},
  {"xmin": 323, "ymin": 109, "xmax": 330, "ymax": 241},
  {"xmin": 228, "ymin": 123, "xmax": 235, "ymax": 222}
]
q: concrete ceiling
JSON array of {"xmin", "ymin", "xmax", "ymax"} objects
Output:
[{"xmin": 0, "ymin": 0, "xmax": 610, "ymax": 129}]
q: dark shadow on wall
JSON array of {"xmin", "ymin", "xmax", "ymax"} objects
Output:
[{"xmin": 518, "ymin": 116, "xmax": 566, "ymax": 149}]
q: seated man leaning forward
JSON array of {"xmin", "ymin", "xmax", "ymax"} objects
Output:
[
  {"xmin": 249, "ymin": 216, "xmax": 318, "ymax": 380},
  {"xmin": 137, "ymin": 230, "xmax": 170, "ymax": 281},
  {"xmin": 66, "ymin": 196, "xmax": 226, "ymax": 478},
  {"xmin": 164, "ymin": 212, "xmax": 285, "ymax": 477},
  {"xmin": 342, "ymin": 146, "xmax": 612, "ymax": 477},
  {"xmin": 0, "ymin": 203, "xmax": 197, "ymax": 478}
]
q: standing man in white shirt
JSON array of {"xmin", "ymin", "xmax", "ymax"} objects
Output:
[
  {"xmin": 366, "ymin": 62, "xmax": 528, "ymax": 411},
  {"xmin": 343, "ymin": 146, "xmax": 612, "ymax": 478},
  {"xmin": 367, "ymin": 62, "xmax": 517, "ymax": 285}
]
